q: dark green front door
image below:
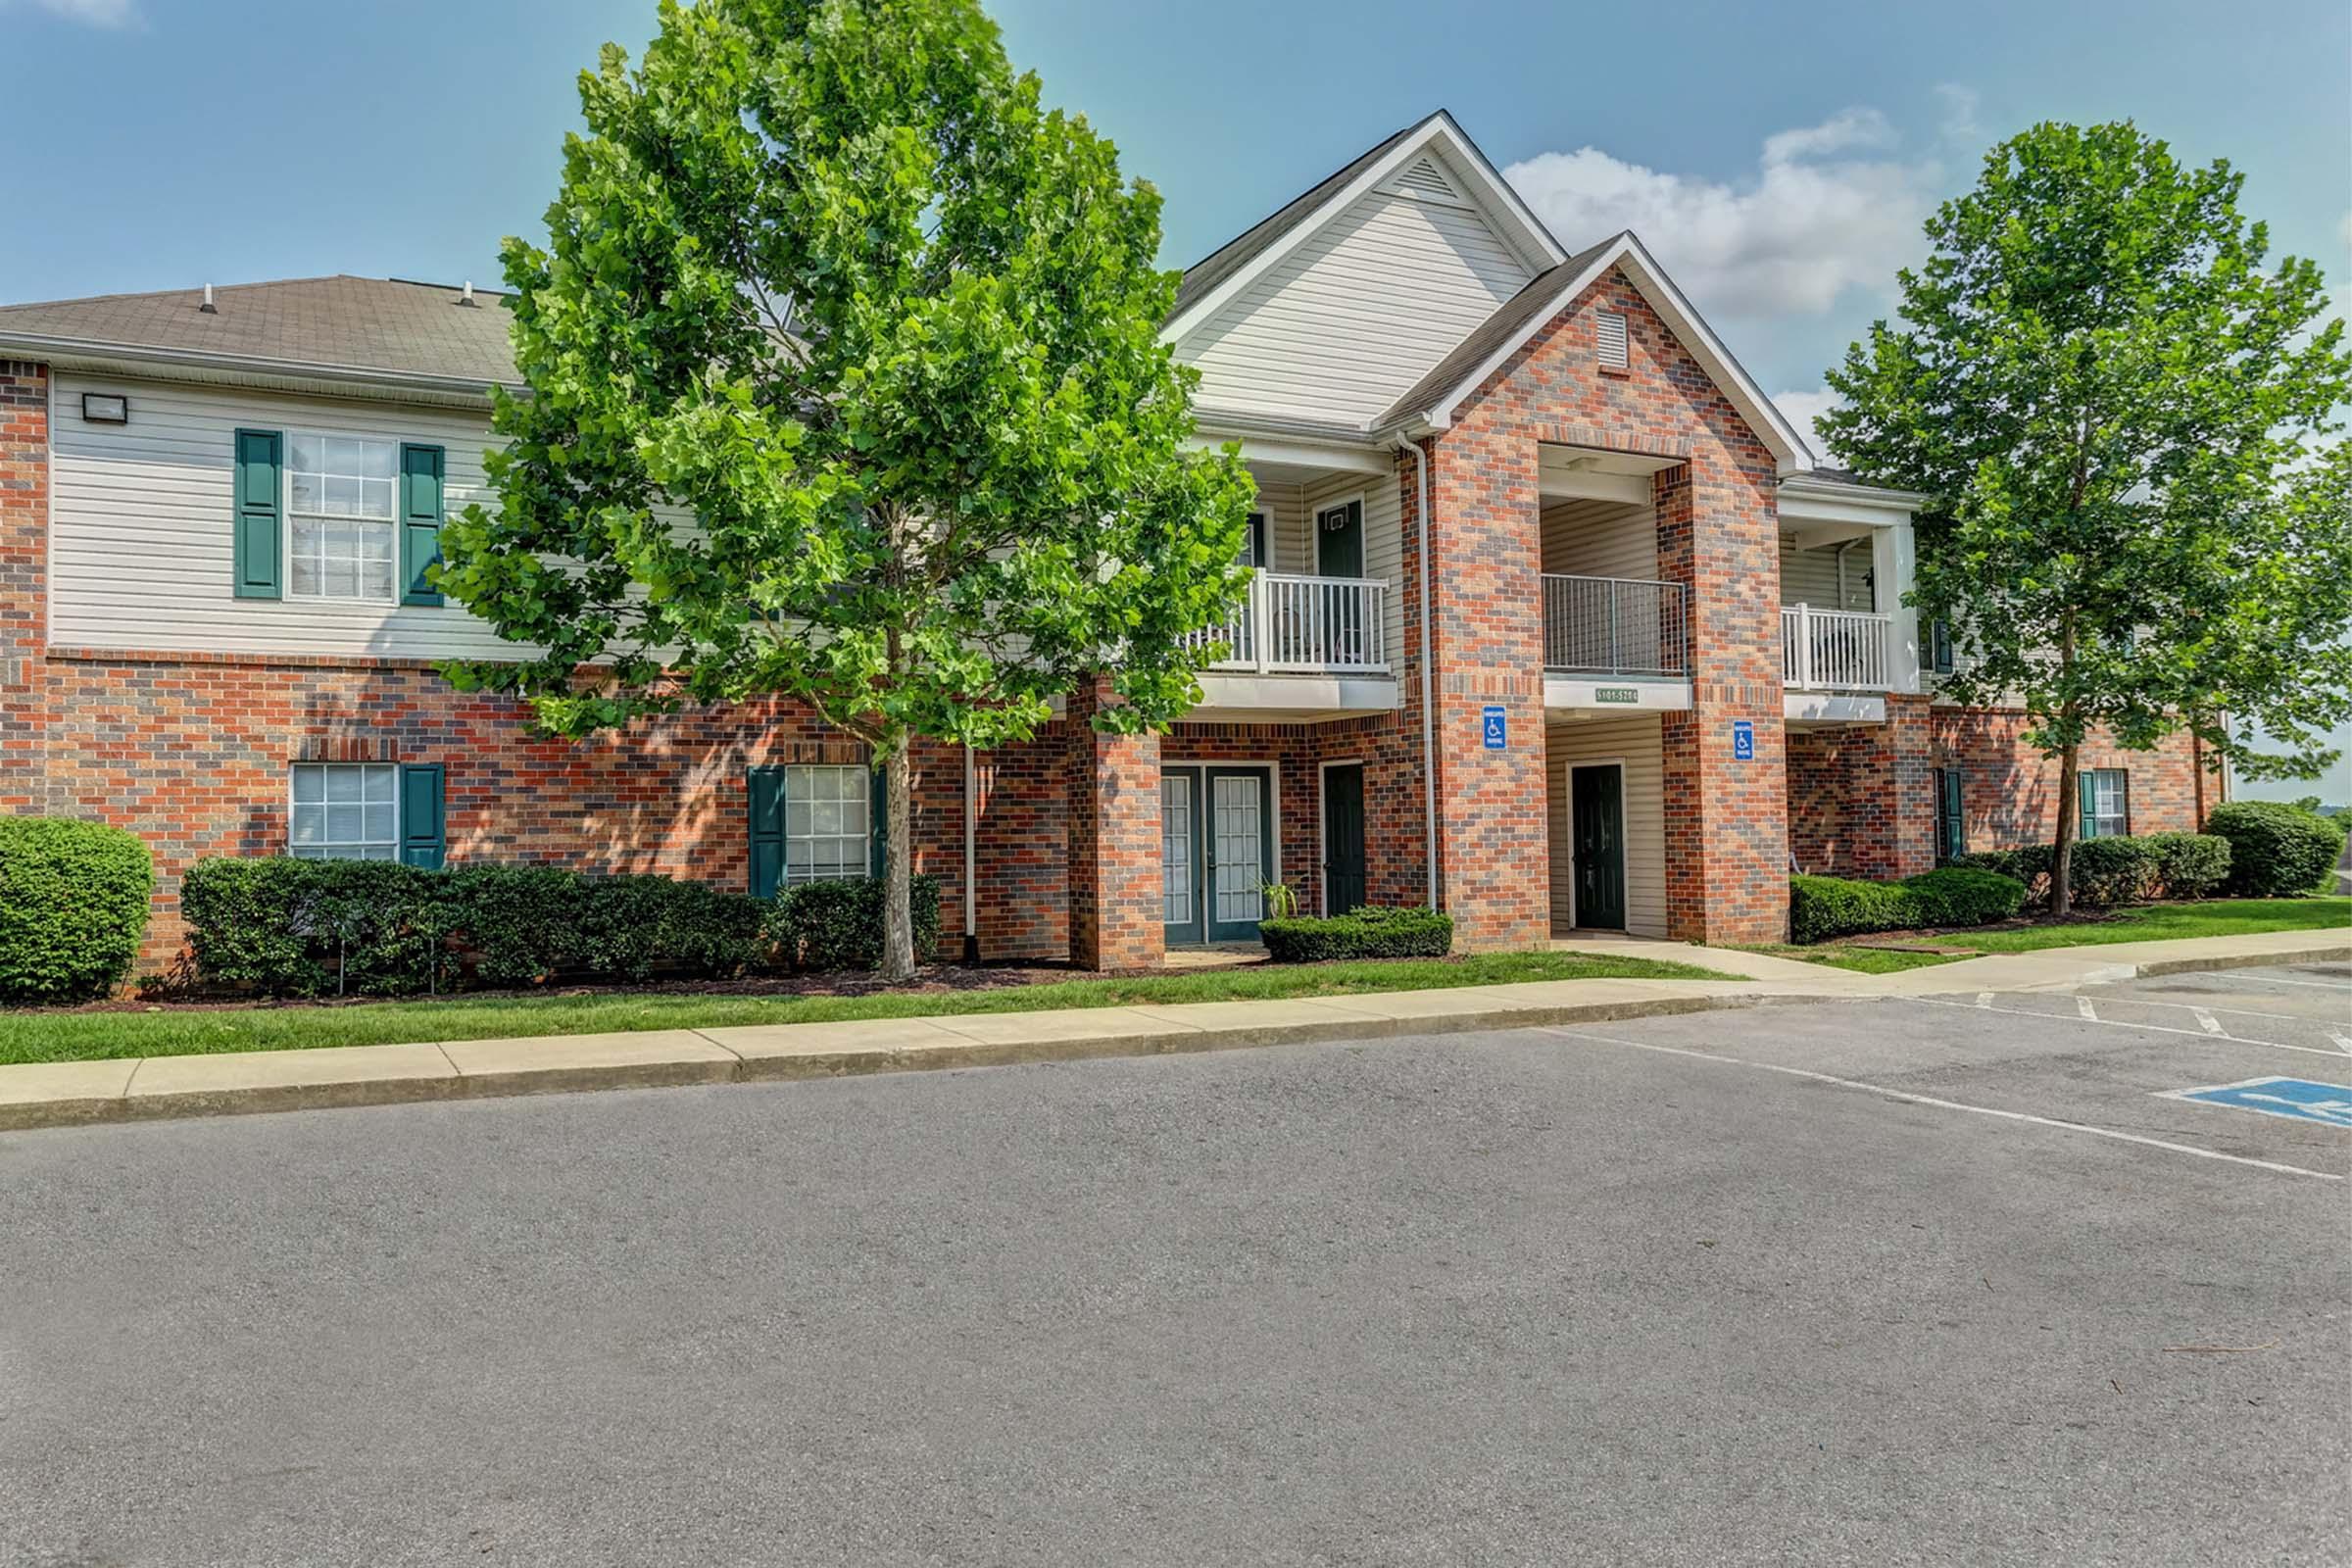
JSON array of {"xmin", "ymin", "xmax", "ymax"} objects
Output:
[
  {"xmin": 1161, "ymin": 765, "xmax": 1274, "ymax": 944},
  {"xmin": 1322, "ymin": 763, "xmax": 1366, "ymax": 914},
  {"xmin": 1571, "ymin": 763, "xmax": 1626, "ymax": 931},
  {"xmin": 1315, "ymin": 499, "xmax": 1363, "ymax": 577}
]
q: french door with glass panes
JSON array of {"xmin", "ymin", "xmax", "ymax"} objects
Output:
[{"xmin": 1160, "ymin": 764, "xmax": 1273, "ymax": 945}]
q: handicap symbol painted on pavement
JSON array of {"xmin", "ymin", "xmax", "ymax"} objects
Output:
[{"xmin": 2160, "ymin": 1076, "xmax": 2352, "ymax": 1129}]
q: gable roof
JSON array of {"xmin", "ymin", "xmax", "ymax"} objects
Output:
[
  {"xmin": 1165, "ymin": 110, "xmax": 1566, "ymax": 342},
  {"xmin": 0, "ymin": 275, "xmax": 519, "ymax": 393},
  {"xmin": 1373, "ymin": 231, "xmax": 1816, "ymax": 474}
]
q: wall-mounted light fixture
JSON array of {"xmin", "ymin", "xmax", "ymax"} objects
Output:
[{"xmin": 80, "ymin": 393, "xmax": 128, "ymax": 424}]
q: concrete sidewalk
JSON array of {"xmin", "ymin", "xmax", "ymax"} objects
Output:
[{"xmin": 2, "ymin": 929, "xmax": 2341, "ymax": 1133}]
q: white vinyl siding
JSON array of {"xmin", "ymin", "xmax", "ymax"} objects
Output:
[
  {"xmin": 1175, "ymin": 177, "xmax": 1533, "ymax": 424},
  {"xmin": 1544, "ymin": 715, "xmax": 1668, "ymax": 939},
  {"xmin": 48, "ymin": 372, "xmax": 517, "ymax": 660},
  {"xmin": 1778, "ymin": 538, "xmax": 1875, "ymax": 612},
  {"xmin": 1541, "ymin": 500, "xmax": 1657, "ymax": 580}
]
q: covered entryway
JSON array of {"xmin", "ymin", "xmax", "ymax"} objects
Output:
[
  {"xmin": 1161, "ymin": 764, "xmax": 1274, "ymax": 945},
  {"xmin": 1544, "ymin": 714, "xmax": 1669, "ymax": 938},
  {"xmin": 1568, "ymin": 763, "xmax": 1626, "ymax": 930}
]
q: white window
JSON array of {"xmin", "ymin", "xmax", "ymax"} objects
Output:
[
  {"xmin": 287, "ymin": 435, "xmax": 399, "ymax": 602},
  {"xmin": 784, "ymin": 764, "xmax": 869, "ymax": 884},
  {"xmin": 289, "ymin": 763, "xmax": 399, "ymax": 859}
]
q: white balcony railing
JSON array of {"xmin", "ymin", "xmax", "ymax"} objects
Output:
[
  {"xmin": 1782, "ymin": 605, "xmax": 1893, "ymax": 690},
  {"xmin": 1182, "ymin": 572, "xmax": 1389, "ymax": 675},
  {"xmin": 1541, "ymin": 574, "xmax": 1689, "ymax": 677}
]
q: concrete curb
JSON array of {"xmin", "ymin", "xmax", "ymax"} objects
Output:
[
  {"xmin": 0, "ymin": 937, "xmax": 2338, "ymax": 1134},
  {"xmin": 0, "ymin": 992, "xmax": 1756, "ymax": 1134}
]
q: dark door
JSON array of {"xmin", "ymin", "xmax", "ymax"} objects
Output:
[
  {"xmin": 1315, "ymin": 499, "xmax": 1363, "ymax": 577},
  {"xmin": 1570, "ymin": 764, "xmax": 1626, "ymax": 931},
  {"xmin": 1322, "ymin": 764, "xmax": 1366, "ymax": 915}
]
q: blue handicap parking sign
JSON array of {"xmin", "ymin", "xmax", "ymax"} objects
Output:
[
  {"xmin": 1731, "ymin": 719, "xmax": 1754, "ymax": 760},
  {"xmin": 1482, "ymin": 705, "xmax": 1506, "ymax": 750},
  {"xmin": 2165, "ymin": 1076, "xmax": 2352, "ymax": 1128}
]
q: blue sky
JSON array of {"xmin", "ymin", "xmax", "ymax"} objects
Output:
[{"xmin": 5, "ymin": 0, "xmax": 2348, "ymax": 799}]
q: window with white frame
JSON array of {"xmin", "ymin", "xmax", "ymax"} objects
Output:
[
  {"xmin": 289, "ymin": 762, "xmax": 399, "ymax": 859},
  {"xmin": 2082, "ymin": 768, "xmax": 2130, "ymax": 841},
  {"xmin": 287, "ymin": 435, "xmax": 399, "ymax": 602},
  {"xmin": 784, "ymin": 764, "xmax": 869, "ymax": 884}
]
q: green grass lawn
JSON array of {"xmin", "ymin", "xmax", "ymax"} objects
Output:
[
  {"xmin": 0, "ymin": 950, "xmax": 1733, "ymax": 1069},
  {"xmin": 1753, "ymin": 895, "xmax": 2350, "ymax": 973}
]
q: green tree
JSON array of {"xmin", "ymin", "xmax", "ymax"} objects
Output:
[
  {"xmin": 438, "ymin": 0, "xmax": 1255, "ymax": 978},
  {"xmin": 1822, "ymin": 122, "xmax": 2352, "ymax": 915}
]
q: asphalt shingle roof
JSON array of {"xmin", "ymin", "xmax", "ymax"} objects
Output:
[{"xmin": 0, "ymin": 274, "xmax": 518, "ymax": 387}]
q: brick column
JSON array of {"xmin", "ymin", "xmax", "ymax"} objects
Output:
[
  {"xmin": 1066, "ymin": 678, "xmax": 1164, "ymax": 970},
  {"xmin": 0, "ymin": 361, "xmax": 47, "ymax": 812},
  {"xmin": 1421, "ymin": 429, "xmax": 1549, "ymax": 952},
  {"xmin": 1656, "ymin": 458, "xmax": 1790, "ymax": 944}
]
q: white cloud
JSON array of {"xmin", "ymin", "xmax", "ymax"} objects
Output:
[
  {"xmin": 1502, "ymin": 109, "xmax": 1938, "ymax": 319},
  {"xmin": 7, "ymin": 0, "xmax": 135, "ymax": 24},
  {"xmin": 1773, "ymin": 388, "xmax": 1843, "ymax": 455},
  {"xmin": 1933, "ymin": 83, "xmax": 1983, "ymax": 145}
]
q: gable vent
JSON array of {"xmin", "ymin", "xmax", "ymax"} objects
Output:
[
  {"xmin": 1389, "ymin": 156, "xmax": 1466, "ymax": 206},
  {"xmin": 1595, "ymin": 310, "xmax": 1630, "ymax": 370}
]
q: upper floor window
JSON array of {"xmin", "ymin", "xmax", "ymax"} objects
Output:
[
  {"xmin": 287, "ymin": 435, "xmax": 399, "ymax": 603},
  {"xmin": 2080, "ymin": 768, "xmax": 2130, "ymax": 840},
  {"xmin": 290, "ymin": 762, "xmax": 398, "ymax": 859}
]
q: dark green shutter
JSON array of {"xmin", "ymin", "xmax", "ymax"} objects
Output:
[
  {"xmin": 2078, "ymin": 771, "xmax": 2100, "ymax": 840},
  {"xmin": 233, "ymin": 428, "xmax": 283, "ymax": 599},
  {"xmin": 399, "ymin": 764, "xmax": 445, "ymax": 867},
  {"xmin": 398, "ymin": 443, "xmax": 446, "ymax": 606},
  {"xmin": 749, "ymin": 766, "xmax": 785, "ymax": 899},
  {"xmin": 869, "ymin": 759, "xmax": 888, "ymax": 878},
  {"xmin": 1937, "ymin": 768, "xmax": 1965, "ymax": 859},
  {"xmin": 1930, "ymin": 619, "xmax": 1954, "ymax": 674}
]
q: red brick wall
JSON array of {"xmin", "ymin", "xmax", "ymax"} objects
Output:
[
  {"xmin": 23, "ymin": 645, "xmax": 986, "ymax": 968},
  {"xmin": 0, "ymin": 362, "xmax": 46, "ymax": 812},
  {"xmin": 1932, "ymin": 708, "xmax": 2210, "ymax": 850},
  {"xmin": 1442, "ymin": 270, "xmax": 1788, "ymax": 945},
  {"xmin": 1785, "ymin": 694, "xmax": 1936, "ymax": 879},
  {"xmin": 1064, "ymin": 679, "xmax": 1163, "ymax": 970},
  {"xmin": 970, "ymin": 730, "xmax": 1067, "ymax": 960}
]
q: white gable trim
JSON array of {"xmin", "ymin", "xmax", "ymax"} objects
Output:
[
  {"xmin": 1164, "ymin": 112, "xmax": 1566, "ymax": 345},
  {"xmin": 1401, "ymin": 233, "xmax": 1817, "ymax": 476}
]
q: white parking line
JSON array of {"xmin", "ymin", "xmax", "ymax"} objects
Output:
[
  {"xmin": 2189, "ymin": 971, "xmax": 2351, "ymax": 994},
  {"xmin": 2330, "ymin": 1033, "xmax": 2352, "ymax": 1056},
  {"xmin": 2077, "ymin": 997, "xmax": 2098, "ymax": 1021},
  {"xmin": 1909, "ymin": 995, "xmax": 2348, "ymax": 1058},
  {"xmin": 1542, "ymin": 1027, "xmax": 2342, "ymax": 1182},
  {"xmin": 2190, "ymin": 1007, "xmax": 2226, "ymax": 1036},
  {"xmin": 1976, "ymin": 993, "xmax": 1993, "ymax": 1009}
]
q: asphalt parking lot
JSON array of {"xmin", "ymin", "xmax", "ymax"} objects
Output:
[{"xmin": 2, "ymin": 964, "xmax": 2345, "ymax": 1566}]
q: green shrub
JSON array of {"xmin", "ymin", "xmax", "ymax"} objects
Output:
[
  {"xmin": 2143, "ymin": 832, "xmax": 2232, "ymax": 900},
  {"xmin": 1955, "ymin": 844, "xmax": 2053, "ymax": 904},
  {"xmin": 1902, "ymin": 866, "xmax": 2028, "ymax": 927},
  {"xmin": 178, "ymin": 857, "xmax": 765, "ymax": 998},
  {"xmin": 0, "ymin": 817, "xmax": 154, "ymax": 1003},
  {"xmin": 2067, "ymin": 835, "xmax": 2159, "ymax": 908},
  {"xmin": 1259, "ymin": 906, "xmax": 1453, "ymax": 962},
  {"xmin": 766, "ymin": 875, "xmax": 941, "ymax": 971},
  {"xmin": 2208, "ymin": 801, "xmax": 2345, "ymax": 897},
  {"xmin": 1789, "ymin": 874, "xmax": 1920, "ymax": 944}
]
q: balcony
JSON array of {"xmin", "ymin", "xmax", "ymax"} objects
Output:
[
  {"xmin": 1782, "ymin": 605, "xmax": 1894, "ymax": 691},
  {"xmin": 1184, "ymin": 572, "xmax": 1389, "ymax": 674},
  {"xmin": 1541, "ymin": 574, "xmax": 1689, "ymax": 678}
]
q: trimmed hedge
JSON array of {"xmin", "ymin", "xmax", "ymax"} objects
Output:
[
  {"xmin": 1259, "ymin": 906, "xmax": 1453, "ymax": 962},
  {"xmin": 2207, "ymin": 801, "xmax": 2344, "ymax": 897},
  {"xmin": 179, "ymin": 858, "xmax": 766, "ymax": 998},
  {"xmin": 1955, "ymin": 831, "xmax": 2234, "ymax": 906},
  {"xmin": 0, "ymin": 817, "xmax": 154, "ymax": 1004},
  {"xmin": 766, "ymin": 875, "xmax": 941, "ymax": 971},
  {"xmin": 1789, "ymin": 866, "xmax": 2028, "ymax": 944}
]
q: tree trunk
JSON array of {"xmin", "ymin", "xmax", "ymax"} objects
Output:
[
  {"xmin": 2051, "ymin": 741, "xmax": 2081, "ymax": 919},
  {"xmin": 880, "ymin": 732, "xmax": 916, "ymax": 983}
]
